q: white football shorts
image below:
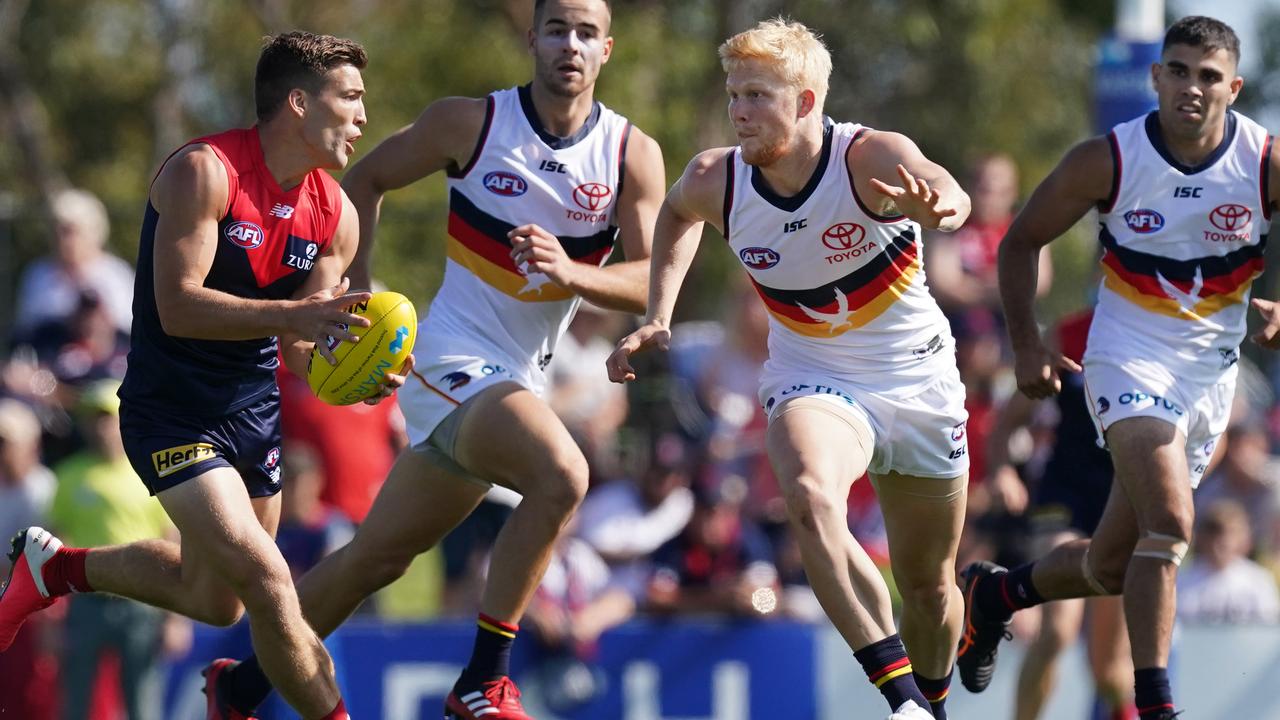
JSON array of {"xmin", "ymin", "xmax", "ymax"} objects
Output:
[
  {"xmin": 758, "ymin": 363, "xmax": 970, "ymax": 479},
  {"xmin": 1082, "ymin": 357, "xmax": 1235, "ymax": 488},
  {"xmin": 398, "ymin": 332, "xmax": 543, "ymax": 449}
]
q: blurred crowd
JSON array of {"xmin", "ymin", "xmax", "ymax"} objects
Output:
[{"xmin": 3, "ymin": 167, "xmax": 1280, "ymax": 718}]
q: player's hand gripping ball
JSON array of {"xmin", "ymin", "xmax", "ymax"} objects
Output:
[{"xmin": 307, "ymin": 291, "xmax": 417, "ymax": 405}]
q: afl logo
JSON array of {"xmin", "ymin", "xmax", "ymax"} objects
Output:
[
  {"xmin": 483, "ymin": 171, "xmax": 527, "ymax": 197},
  {"xmin": 1209, "ymin": 203, "xmax": 1251, "ymax": 231},
  {"xmin": 573, "ymin": 182, "xmax": 613, "ymax": 212},
  {"xmin": 224, "ymin": 221, "xmax": 264, "ymax": 249},
  {"xmin": 1124, "ymin": 209, "xmax": 1164, "ymax": 233},
  {"xmin": 950, "ymin": 422, "xmax": 966, "ymax": 442},
  {"xmin": 264, "ymin": 446, "xmax": 281, "ymax": 469},
  {"xmin": 821, "ymin": 222, "xmax": 866, "ymax": 250},
  {"xmin": 739, "ymin": 246, "xmax": 780, "ymax": 269}
]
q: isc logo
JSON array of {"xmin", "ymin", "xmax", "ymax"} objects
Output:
[
  {"xmin": 739, "ymin": 246, "xmax": 780, "ymax": 269},
  {"xmin": 224, "ymin": 221, "xmax": 264, "ymax": 249},
  {"xmin": 1123, "ymin": 209, "xmax": 1164, "ymax": 234},
  {"xmin": 483, "ymin": 171, "xmax": 527, "ymax": 197}
]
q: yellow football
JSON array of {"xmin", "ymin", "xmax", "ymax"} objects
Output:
[{"xmin": 306, "ymin": 291, "xmax": 417, "ymax": 406}]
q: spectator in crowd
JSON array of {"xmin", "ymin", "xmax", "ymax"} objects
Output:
[
  {"xmin": 925, "ymin": 154, "xmax": 1052, "ymax": 319},
  {"xmin": 0, "ymin": 398, "xmax": 55, "ymax": 563},
  {"xmin": 277, "ymin": 363, "xmax": 405, "ymax": 525},
  {"xmin": 13, "ymin": 189, "xmax": 134, "ymax": 340},
  {"xmin": 523, "ymin": 519, "xmax": 635, "ymax": 714},
  {"xmin": 0, "ymin": 397, "xmax": 58, "ymax": 720},
  {"xmin": 274, "ymin": 443, "xmax": 355, "ymax": 582},
  {"xmin": 548, "ymin": 303, "xmax": 630, "ymax": 478},
  {"xmin": 47, "ymin": 380, "xmax": 189, "ymax": 720},
  {"xmin": 575, "ymin": 432, "xmax": 696, "ymax": 600},
  {"xmin": 1178, "ymin": 499, "xmax": 1280, "ymax": 624},
  {"xmin": 1194, "ymin": 421, "xmax": 1280, "ymax": 562},
  {"xmin": 28, "ymin": 290, "xmax": 130, "ymax": 387},
  {"xmin": 647, "ymin": 477, "xmax": 777, "ymax": 617}
]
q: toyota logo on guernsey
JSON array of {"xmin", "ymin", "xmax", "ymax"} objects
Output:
[
  {"xmin": 739, "ymin": 246, "xmax": 780, "ymax": 269},
  {"xmin": 573, "ymin": 182, "xmax": 613, "ymax": 211},
  {"xmin": 820, "ymin": 222, "xmax": 875, "ymax": 264},
  {"xmin": 224, "ymin": 221, "xmax": 264, "ymax": 249},
  {"xmin": 1210, "ymin": 203, "xmax": 1251, "ymax": 231},
  {"xmin": 1206, "ymin": 203, "xmax": 1252, "ymax": 242},
  {"xmin": 566, "ymin": 182, "xmax": 613, "ymax": 222},
  {"xmin": 821, "ymin": 222, "xmax": 866, "ymax": 250},
  {"xmin": 483, "ymin": 171, "xmax": 527, "ymax": 197},
  {"xmin": 1124, "ymin": 209, "xmax": 1164, "ymax": 233}
]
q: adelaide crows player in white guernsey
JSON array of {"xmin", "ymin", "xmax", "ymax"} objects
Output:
[
  {"xmin": 957, "ymin": 17, "xmax": 1280, "ymax": 720},
  {"xmin": 201, "ymin": 2, "xmax": 664, "ymax": 719},
  {"xmin": 609, "ymin": 19, "xmax": 971, "ymax": 720}
]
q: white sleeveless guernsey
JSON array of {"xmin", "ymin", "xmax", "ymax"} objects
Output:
[
  {"xmin": 1090, "ymin": 110, "xmax": 1273, "ymax": 382},
  {"xmin": 724, "ymin": 120, "xmax": 954, "ymax": 392},
  {"xmin": 423, "ymin": 85, "xmax": 631, "ymax": 374}
]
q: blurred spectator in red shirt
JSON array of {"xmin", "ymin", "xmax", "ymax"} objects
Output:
[
  {"xmin": 926, "ymin": 154, "xmax": 1051, "ymax": 318},
  {"xmin": 276, "ymin": 364, "xmax": 405, "ymax": 523}
]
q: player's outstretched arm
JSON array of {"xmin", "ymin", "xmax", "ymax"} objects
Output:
[
  {"xmin": 606, "ymin": 148, "xmax": 730, "ymax": 383},
  {"xmin": 151, "ymin": 145, "xmax": 370, "ymax": 342},
  {"xmin": 999, "ymin": 137, "xmax": 1112, "ymax": 398},
  {"xmin": 507, "ymin": 127, "xmax": 666, "ymax": 315},
  {"xmin": 850, "ymin": 130, "xmax": 971, "ymax": 232},
  {"xmin": 341, "ymin": 96, "xmax": 489, "ymax": 290}
]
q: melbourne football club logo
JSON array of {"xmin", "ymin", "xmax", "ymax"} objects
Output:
[
  {"xmin": 483, "ymin": 171, "xmax": 527, "ymax": 197},
  {"xmin": 224, "ymin": 221, "xmax": 264, "ymax": 249},
  {"xmin": 573, "ymin": 182, "xmax": 613, "ymax": 212},
  {"xmin": 1124, "ymin": 209, "xmax": 1164, "ymax": 233},
  {"xmin": 739, "ymin": 246, "xmax": 780, "ymax": 269},
  {"xmin": 821, "ymin": 222, "xmax": 866, "ymax": 250},
  {"xmin": 1209, "ymin": 203, "xmax": 1251, "ymax": 231}
]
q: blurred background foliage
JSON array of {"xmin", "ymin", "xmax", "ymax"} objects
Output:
[{"xmin": 1, "ymin": 0, "xmax": 1277, "ymax": 333}]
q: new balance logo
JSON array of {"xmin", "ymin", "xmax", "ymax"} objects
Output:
[{"xmin": 270, "ymin": 203, "xmax": 295, "ymax": 218}]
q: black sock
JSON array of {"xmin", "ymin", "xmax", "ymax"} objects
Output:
[
  {"xmin": 457, "ymin": 613, "xmax": 518, "ymax": 689},
  {"xmin": 913, "ymin": 668, "xmax": 951, "ymax": 720},
  {"xmin": 226, "ymin": 656, "xmax": 274, "ymax": 713},
  {"xmin": 1134, "ymin": 667, "xmax": 1173, "ymax": 719},
  {"xmin": 854, "ymin": 635, "xmax": 930, "ymax": 714},
  {"xmin": 976, "ymin": 562, "xmax": 1044, "ymax": 621}
]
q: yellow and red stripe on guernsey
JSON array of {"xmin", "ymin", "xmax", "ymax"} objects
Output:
[
  {"xmin": 446, "ymin": 189, "xmax": 614, "ymax": 303},
  {"xmin": 751, "ymin": 231, "xmax": 921, "ymax": 337}
]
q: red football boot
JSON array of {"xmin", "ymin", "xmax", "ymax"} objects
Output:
[
  {"xmin": 0, "ymin": 527, "xmax": 66, "ymax": 652},
  {"xmin": 202, "ymin": 658, "xmax": 259, "ymax": 720},
  {"xmin": 445, "ymin": 676, "xmax": 532, "ymax": 719}
]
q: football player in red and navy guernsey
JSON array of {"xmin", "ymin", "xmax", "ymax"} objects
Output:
[{"xmin": 0, "ymin": 31, "xmax": 404, "ymax": 720}]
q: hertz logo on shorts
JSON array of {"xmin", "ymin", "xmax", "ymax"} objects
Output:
[{"xmin": 151, "ymin": 443, "xmax": 217, "ymax": 478}]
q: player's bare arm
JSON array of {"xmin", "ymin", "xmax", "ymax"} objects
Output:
[
  {"xmin": 606, "ymin": 147, "xmax": 730, "ymax": 383},
  {"xmin": 999, "ymin": 136, "xmax": 1113, "ymax": 398},
  {"xmin": 342, "ymin": 96, "xmax": 489, "ymax": 289},
  {"xmin": 1249, "ymin": 134, "xmax": 1280, "ymax": 348},
  {"xmin": 151, "ymin": 144, "xmax": 370, "ymax": 342},
  {"xmin": 850, "ymin": 130, "xmax": 971, "ymax": 231},
  {"xmin": 507, "ymin": 127, "xmax": 665, "ymax": 315}
]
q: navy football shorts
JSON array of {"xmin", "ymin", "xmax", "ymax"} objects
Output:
[{"xmin": 120, "ymin": 390, "xmax": 284, "ymax": 498}]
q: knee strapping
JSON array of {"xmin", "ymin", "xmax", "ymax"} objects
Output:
[
  {"xmin": 1081, "ymin": 547, "xmax": 1110, "ymax": 595},
  {"xmin": 1132, "ymin": 531, "xmax": 1189, "ymax": 566}
]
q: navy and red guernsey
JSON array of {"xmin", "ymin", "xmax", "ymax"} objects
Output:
[{"xmin": 120, "ymin": 127, "xmax": 343, "ymax": 417}]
